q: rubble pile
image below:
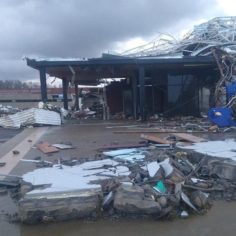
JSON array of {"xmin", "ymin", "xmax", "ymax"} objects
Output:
[
  {"xmin": 0, "ymin": 108, "xmax": 61, "ymax": 128},
  {"xmin": 18, "ymin": 136, "xmax": 236, "ymax": 224},
  {"xmin": 0, "ymin": 104, "xmax": 21, "ymax": 116}
]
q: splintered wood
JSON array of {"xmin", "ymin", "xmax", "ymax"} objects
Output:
[
  {"xmin": 36, "ymin": 142, "xmax": 59, "ymax": 154},
  {"xmin": 140, "ymin": 134, "xmax": 173, "ymax": 144},
  {"xmin": 172, "ymin": 133, "xmax": 205, "ymax": 143}
]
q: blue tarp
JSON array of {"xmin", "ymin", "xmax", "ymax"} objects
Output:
[
  {"xmin": 226, "ymin": 81, "xmax": 236, "ymax": 99},
  {"xmin": 208, "ymin": 107, "xmax": 236, "ymax": 127}
]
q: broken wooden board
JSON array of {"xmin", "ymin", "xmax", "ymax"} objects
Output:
[
  {"xmin": 36, "ymin": 142, "xmax": 59, "ymax": 154},
  {"xmin": 98, "ymin": 143, "xmax": 147, "ymax": 151},
  {"xmin": 172, "ymin": 133, "xmax": 205, "ymax": 143},
  {"xmin": 140, "ymin": 134, "xmax": 173, "ymax": 144},
  {"xmin": 114, "ymin": 130, "xmax": 214, "ymax": 134}
]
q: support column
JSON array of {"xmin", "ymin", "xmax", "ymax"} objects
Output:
[
  {"xmin": 39, "ymin": 68, "xmax": 47, "ymax": 103},
  {"xmin": 132, "ymin": 76, "xmax": 137, "ymax": 119},
  {"xmin": 62, "ymin": 79, "xmax": 69, "ymax": 110},
  {"xmin": 74, "ymin": 82, "xmax": 79, "ymax": 111},
  {"xmin": 139, "ymin": 66, "xmax": 146, "ymax": 121}
]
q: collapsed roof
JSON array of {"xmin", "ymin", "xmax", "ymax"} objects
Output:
[
  {"xmin": 26, "ymin": 17, "xmax": 236, "ymax": 87},
  {"xmin": 122, "ymin": 16, "xmax": 236, "ymax": 57}
]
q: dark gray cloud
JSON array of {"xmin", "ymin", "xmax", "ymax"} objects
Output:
[{"xmin": 0, "ymin": 0, "xmax": 219, "ymax": 80}]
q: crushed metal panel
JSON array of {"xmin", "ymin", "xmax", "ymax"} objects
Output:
[{"xmin": 0, "ymin": 108, "xmax": 61, "ymax": 128}]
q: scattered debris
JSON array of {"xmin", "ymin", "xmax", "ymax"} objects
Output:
[
  {"xmin": 0, "ymin": 104, "xmax": 21, "ymax": 116},
  {"xmin": 153, "ymin": 181, "xmax": 166, "ymax": 194},
  {"xmin": 102, "ymin": 191, "xmax": 114, "ymax": 209},
  {"xmin": 114, "ymin": 185, "xmax": 162, "ymax": 215},
  {"xmin": 0, "ymin": 108, "xmax": 61, "ymax": 128},
  {"xmin": 103, "ymin": 148, "xmax": 146, "ymax": 163},
  {"xmin": 0, "ymin": 162, "xmax": 6, "ymax": 167},
  {"xmin": 36, "ymin": 142, "xmax": 59, "ymax": 154},
  {"xmin": 12, "ymin": 150, "xmax": 20, "ymax": 155},
  {"xmin": 98, "ymin": 142, "xmax": 147, "ymax": 151},
  {"xmin": 147, "ymin": 162, "xmax": 160, "ymax": 178},
  {"xmin": 180, "ymin": 210, "xmax": 189, "ymax": 218},
  {"xmin": 181, "ymin": 192, "xmax": 198, "ymax": 212},
  {"xmin": 52, "ymin": 144, "xmax": 75, "ymax": 150},
  {"xmin": 141, "ymin": 134, "xmax": 173, "ymax": 144},
  {"xmin": 172, "ymin": 133, "xmax": 205, "ymax": 143},
  {"xmin": 0, "ymin": 174, "xmax": 21, "ymax": 188},
  {"xmin": 17, "ymin": 135, "xmax": 236, "ymax": 224}
]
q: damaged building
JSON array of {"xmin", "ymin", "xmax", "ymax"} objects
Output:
[{"xmin": 26, "ymin": 17, "xmax": 236, "ymax": 121}]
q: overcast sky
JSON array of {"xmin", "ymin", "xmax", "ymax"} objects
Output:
[{"xmin": 0, "ymin": 0, "xmax": 235, "ymax": 81}]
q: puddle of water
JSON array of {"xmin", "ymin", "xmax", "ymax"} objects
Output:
[
  {"xmin": 17, "ymin": 201, "xmax": 236, "ymax": 236},
  {"xmin": 0, "ymin": 172, "xmax": 236, "ymax": 236}
]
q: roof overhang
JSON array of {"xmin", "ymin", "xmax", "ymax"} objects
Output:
[{"xmin": 26, "ymin": 55, "xmax": 217, "ymax": 85}]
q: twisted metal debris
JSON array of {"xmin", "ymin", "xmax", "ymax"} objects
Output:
[
  {"xmin": 122, "ymin": 17, "xmax": 236, "ymax": 57},
  {"xmin": 122, "ymin": 17, "xmax": 236, "ymax": 109}
]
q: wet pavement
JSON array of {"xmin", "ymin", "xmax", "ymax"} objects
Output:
[{"xmin": 0, "ymin": 127, "xmax": 22, "ymax": 144}]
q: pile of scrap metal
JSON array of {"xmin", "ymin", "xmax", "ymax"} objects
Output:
[
  {"xmin": 0, "ymin": 104, "xmax": 21, "ymax": 116},
  {"xmin": 123, "ymin": 17, "xmax": 236, "ymax": 128},
  {"xmin": 70, "ymin": 89, "xmax": 103, "ymax": 119},
  {"xmin": 18, "ymin": 133, "xmax": 236, "ymax": 223},
  {"xmin": 0, "ymin": 103, "xmax": 61, "ymax": 128}
]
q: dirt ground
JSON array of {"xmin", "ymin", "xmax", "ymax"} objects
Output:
[{"xmin": 1, "ymin": 120, "xmax": 236, "ymax": 236}]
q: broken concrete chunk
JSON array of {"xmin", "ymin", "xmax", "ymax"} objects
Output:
[
  {"xmin": 19, "ymin": 190, "xmax": 101, "ymax": 223},
  {"xmin": 208, "ymin": 159, "xmax": 236, "ymax": 181},
  {"xmin": 167, "ymin": 168, "xmax": 185, "ymax": 183},
  {"xmin": 157, "ymin": 196, "xmax": 167, "ymax": 208},
  {"xmin": 190, "ymin": 191, "xmax": 209, "ymax": 209},
  {"xmin": 114, "ymin": 185, "xmax": 161, "ymax": 215}
]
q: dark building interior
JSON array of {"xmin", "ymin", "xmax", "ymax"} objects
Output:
[{"xmin": 26, "ymin": 55, "xmax": 220, "ymax": 120}]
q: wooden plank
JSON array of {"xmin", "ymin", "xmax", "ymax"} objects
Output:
[
  {"xmin": 140, "ymin": 134, "xmax": 173, "ymax": 144},
  {"xmin": 36, "ymin": 142, "xmax": 59, "ymax": 154},
  {"xmin": 172, "ymin": 133, "xmax": 205, "ymax": 143},
  {"xmin": 114, "ymin": 130, "xmax": 214, "ymax": 134},
  {"xmin": 98, "ymin": 142, "xmax": 147, "ymax": 151}
]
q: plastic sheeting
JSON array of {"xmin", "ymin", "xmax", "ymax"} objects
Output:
[{"xmin": 208, "ymin": 107, "xmax": 236, "ymax": 127}]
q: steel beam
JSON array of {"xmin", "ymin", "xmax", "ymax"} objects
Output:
[
  {"xmin": 74, "ymin": 82, "xmax": 79, "ymax": 111},
  {"xmin": 132, "ymin": 76, "xmax": 137, "ymax": 119},
  {"xmin": 62, "ymin": 79, "xmax": 69, "ymax": 110},
  {"xmin": 139, "ymin": 66, "xmax": 146, "ymax": 121},
  {"xmin": 39, "ymin": 68, "xmax": 47, "ymax": 102}
]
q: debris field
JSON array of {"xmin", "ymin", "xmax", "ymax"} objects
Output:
[{"xmin": 15, "ymin": 127, "xmax": 236, "ymax": 224}]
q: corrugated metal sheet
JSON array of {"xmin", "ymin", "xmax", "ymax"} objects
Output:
[{"xmin": 0, "ymin": 108, "xmax": 61, "ymax": 128}]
